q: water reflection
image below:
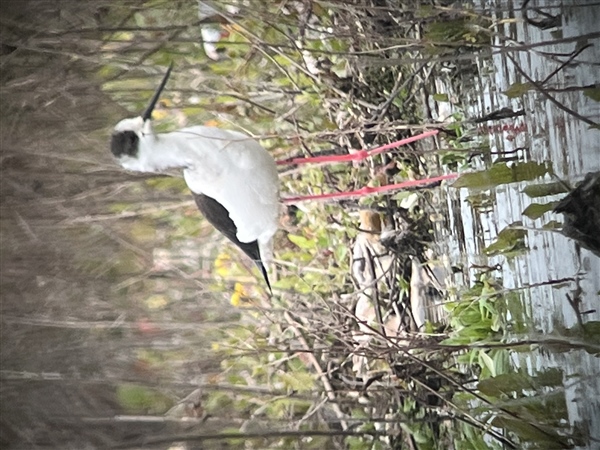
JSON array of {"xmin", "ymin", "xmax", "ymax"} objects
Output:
[{"xmin": 437, "ymin": 2, "xmax": 599, "ymax": 447}]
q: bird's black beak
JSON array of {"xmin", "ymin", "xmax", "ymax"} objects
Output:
[{"xmin": 142, "ymin": 62, "xmax": 173, "ymax": 122}]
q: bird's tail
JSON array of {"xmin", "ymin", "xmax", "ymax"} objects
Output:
[
  {"xmin": 257, "ymin": 238, "xmax": 274, "ymax": 294},
  {"xmin": 255, "ymin": 260, "xmax": 272, "ymax": 295}
]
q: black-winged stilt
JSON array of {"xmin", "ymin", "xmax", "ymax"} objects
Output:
[
  {"xmin": 110, "ymin": 64, "xmax": 456, "ymax": 292},
  {"xmin": 111, "ymin": 64, "xmax": 279, "ymax": 290}
]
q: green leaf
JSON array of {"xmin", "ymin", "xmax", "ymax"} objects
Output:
[
  {"xmin": 116, "ymin": 384, "xmax": 173, "ymax": 414},
  {"xmin": 278, "ymin": 371, "xmax": 315, "ymax": 392},
  {"xmin": 287, "ymin": 234, "xmax": 316, "ymax": 250},
  {"xmin": 479, "ymin": 372, "xmax": 530, "ymax": 397},
  {"xmin": 483, "ymin": 224, "xmax": 527, "ymax": 256},
  {"xmin": 492, "ymin": 416, "xmax": 569, "ymax": 448},
  {"xmin": 504, "ymin": 82, "xmax": 532, "ymax": 98},
  {"xmin": 479, "ymin": 351, "xmax": 496, "ymax": 377},
  {"xmin": 522, "ymin": 181, "xmax": 569, "ymax": 198},
  {"xmin": 441, "ymin": 151, "xmax": 468, "ymax": 166},
  {"xmin": 432, "ymin": 93, "xmax": 450, "ymax": 102},
  {"xmin": 522, "ymin": 202, "xmax": 559, "ymax": 220},
  {"xmin": 583, "ymin": 87, "xmax": 600, "ymax": 102},
  {"xmin": 453, "ymin": 161, "xmax": 551, "ymax": 190},
  {"xmin": 334, "ymin": 244, "xmax": 348, "ymax": 263},
  {"xmin": 543, "ymin": 220, "xmax": 562, "ymax": 230}
]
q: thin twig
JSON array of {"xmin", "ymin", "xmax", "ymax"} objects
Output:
[{"xmin": 506, "ymin": 53, "xmax": 598, "ymax": 128}]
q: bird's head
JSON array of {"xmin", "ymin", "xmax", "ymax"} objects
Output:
[{"xmin": 110, "ymin": 63, "xmax": 173, "ymax": 165}]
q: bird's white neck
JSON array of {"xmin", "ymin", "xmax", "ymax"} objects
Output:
[{"xmin": 119, "ymin": 131, "xmax": 197, "ymax": 173}]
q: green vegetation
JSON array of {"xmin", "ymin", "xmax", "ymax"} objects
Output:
[{"xmin": 87, "ymin": 1, "xmax": 598, "ymax": 449}]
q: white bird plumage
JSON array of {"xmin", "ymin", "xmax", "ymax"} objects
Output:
[{"xmin": 110, "ymin": 65, "xmax": 280, "ymax": 290}]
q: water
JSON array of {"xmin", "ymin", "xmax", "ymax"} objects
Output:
[{"xmin": 435, "ymin": 1, "xmax": 600, "ymax": 447}]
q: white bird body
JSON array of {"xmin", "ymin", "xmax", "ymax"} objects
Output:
[
  {"xmin": 115, "ymin": 120, "xmax": 280, "ymax": 253},
  {"xmin": 110, "ymin": 66, "xmax": 279, "ymax": 290}
]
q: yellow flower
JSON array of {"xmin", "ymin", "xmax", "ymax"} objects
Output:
[
  {"xmin": 151, "ymin": 99, "xmax": 173, "ymax": 120},
  {"xmin": 214, "ymin": 253, "xmax": 232, "ymax": 277},
  {"xmin": 203, "ymin": 119, "xmax": 221, "ymax": 127},
  {"xmin": 146, "ymin": 294, "xmax": 168, "ymax": 310},
  {"xmin": 151, "ymin": 109, "xmax": 169, "ymax": 120},
  {"xmin": 230, "ymin": 282, "xmax": 247, "ymax": 307}
]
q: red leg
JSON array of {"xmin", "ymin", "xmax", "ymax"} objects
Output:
[
  {"xmin": 276, "ymin": 129, "xmax": 439, "ymax": 166},
  {"xmin": 282, "ymin": 173, "xmax": 457, "ymax": 204}
]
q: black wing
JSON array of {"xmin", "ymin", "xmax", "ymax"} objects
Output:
[{"xmin": 192, "ymin": 193, "xmax": 272, "ymax": 292}]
